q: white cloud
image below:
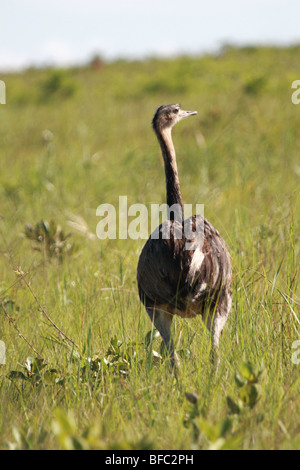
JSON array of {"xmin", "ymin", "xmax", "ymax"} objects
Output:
[
  {"xmin": 42, "ymin": 40, "xmax": 77, "ymax": 65},
  {"xmin": 0, "ymin": 51, "xmax": 29, "ymax": 71}
]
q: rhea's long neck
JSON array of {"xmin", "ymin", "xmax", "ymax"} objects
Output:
[{"xmin": 156, "ymin": 127, "xmax": 183, "ymax": 221}]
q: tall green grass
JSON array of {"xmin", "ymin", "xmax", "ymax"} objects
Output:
[{"xmin": 0, "ymin": 46, "xmax": 299, "ymax": 449}]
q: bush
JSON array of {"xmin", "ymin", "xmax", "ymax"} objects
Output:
[{"xmin": 40, "ymin": 70, "xmax": 77, "ymax": 101}]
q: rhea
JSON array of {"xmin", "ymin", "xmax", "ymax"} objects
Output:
[{"xmin": 137, "ymin": 104, "xmax": 232, "ymax": 367}]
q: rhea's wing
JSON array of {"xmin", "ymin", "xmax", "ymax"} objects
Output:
[
  {"xmin": 185, "ymin": 216, "xmax": 232, "ymax": 299},
  {"xmin": 137, "ymin": 222, "xmax": 187, "ymax": 310},
  {"xmin": 137, "ymin": 216, "xmax": 232, "ymax": 310}
]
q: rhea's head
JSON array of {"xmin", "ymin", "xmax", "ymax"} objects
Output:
[{"xmin": 152, "ymin": 104, "xmax": 197, "ymax": 133}]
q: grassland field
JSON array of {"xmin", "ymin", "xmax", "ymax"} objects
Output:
[{"xmin": 0, "ymin": 45, "xmax": 299, "ymax": 450}]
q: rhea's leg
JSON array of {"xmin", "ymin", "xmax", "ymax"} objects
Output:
[
  {"xmin": 206, "ymin": 291, "xmax": 232, "ymax": 366},
  {"xmin": 208, "ymin": 314, "xmax": 228, "ymax": 365},
  {"xmin": 146, "ymin": 308, "xmax": 180, "ymax": 368}
]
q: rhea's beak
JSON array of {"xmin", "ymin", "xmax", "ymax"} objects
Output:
[{"xmin": 179, "ymin": 109, "xmax": 198, "ymax": 119}]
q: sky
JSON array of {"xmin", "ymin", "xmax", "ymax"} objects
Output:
[{"xmin": 1, "ymin": 0, "xmax": 300, "ymax": 71}]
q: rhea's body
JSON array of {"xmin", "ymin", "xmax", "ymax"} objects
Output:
[{"xmin": 138, "ymin": 215, "xmax": 231, "ymax": 318}]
